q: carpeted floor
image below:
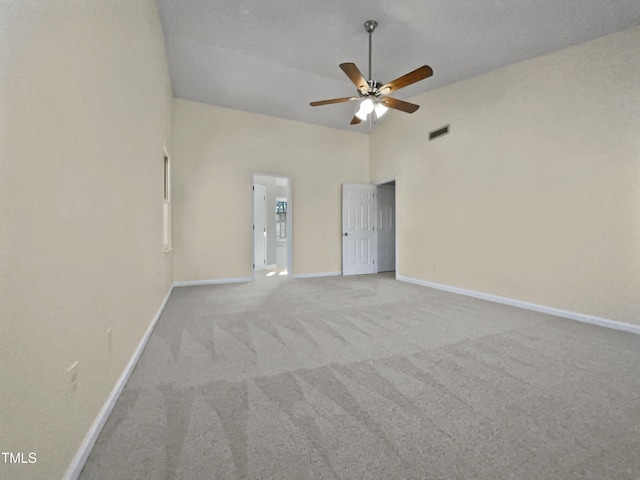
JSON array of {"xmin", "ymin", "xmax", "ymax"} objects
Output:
[{"xmin": 80, "ymin": 273, "xmax": 640, "ymax": 479}]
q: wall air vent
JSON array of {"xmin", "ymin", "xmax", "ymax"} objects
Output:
[{"xmin": 429, "ymin": 124, "xmax": 449, "ymax": 141}]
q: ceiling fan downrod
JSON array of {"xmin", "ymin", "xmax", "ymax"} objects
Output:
[{"xmin": 364, "ymin": 20, "xmax": 377, "ymax": 82}]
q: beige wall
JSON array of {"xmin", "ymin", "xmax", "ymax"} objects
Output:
[
  {"xmin": 0, "ymin": 1, "xmax": 173, "ymax": 478},
  {"xmin": 370, "ymin": 26, "xmax": 640, "ymax": 325},
  {"xmin": 172, "ymin": 99, "xmax": 369, "ymax": 280}
]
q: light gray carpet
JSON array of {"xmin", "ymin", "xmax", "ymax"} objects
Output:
[{"xmin": 80, "ymin": 273, "xmax": 640, "ymax": 479}]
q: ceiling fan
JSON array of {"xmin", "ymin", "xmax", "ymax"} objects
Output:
[{"xmin": 310, "ymin": 20, "xmax": 433, "ymax": 126}]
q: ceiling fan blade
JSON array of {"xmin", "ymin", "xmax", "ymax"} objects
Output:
[
  {"xmin": 310, "ymin": 96, "xmax": 358, "ymax": 107},
  {"xmin": 350, "ymin": 115, "xmax": 362, "ymax": 125},
  {"xmin": 339, "ymin": 63, "xmax": 369, "ymax": 94},
  {"xmin": 380, "ymin": 97, "xmax": 420, "ymax": 114},
  {"xmin": 379, "ymin": 65, "xmax": 433, "ymax": 95}
]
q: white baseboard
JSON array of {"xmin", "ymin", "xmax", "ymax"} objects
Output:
[
  {"xmin": 63, "ymin": 285, "xmax": 174, "ymax": 480},
  {"xmin": 291, "ymin": 271, "xmax": 342, "ymax": 279},
  {"xmin": 266, "ymin": 264, "xmax": 277, "ymax": 269},
  {"xmin": 173, "ymin": 277, "xmax": 252, "ymax": 287},
  {"xmin": 397, "ymin": 275, "xmax": 640, "ymax": 336}
]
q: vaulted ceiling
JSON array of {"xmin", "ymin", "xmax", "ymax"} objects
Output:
[{"xmin": 157, "ymin": 0, "xmax": 640, "ymax": 133}]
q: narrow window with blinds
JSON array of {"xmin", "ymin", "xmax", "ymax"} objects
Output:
[
  {"xmin": 162, "ymin": 154, "xmax": 171, "ymax": 252},
  {"xmin": 276, "ymin": 200, "xmax": 287, "ymax": 239}
]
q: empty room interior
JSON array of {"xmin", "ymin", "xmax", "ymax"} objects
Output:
[{"xmin": 1, "ymin": 1, "xmax": 640, "ymax": 479}]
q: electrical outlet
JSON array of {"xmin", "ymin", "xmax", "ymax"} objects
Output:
[
  {"xmin": 67, "ymin": 361, "xmax": 78, "ymax": 393},
  {"xmin": 107, "ymin": 328, "xmax": 113, "ymax": 354}
]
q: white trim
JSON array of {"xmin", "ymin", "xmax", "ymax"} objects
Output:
[
  {"xmin": 63, "ymin": 285, "xmax": 174, "ymax": 480},
  {"xmin": 397, "ymin": 275, "xmax": 640, "ymax": 335},
  {"xmin": 372, "ymin": 176, "xmax": 397, "ymax": 186},
  {"xmin": 250, "ymin": 177, "xmax": 255, "ymax": 280},
  {"xmin": 291, "ymin": 272, "xmax": 342, "ymax": 279},
  {"xmin": 286, "ymin": 180, "xmax": 292, "ymax": 275},
  {"xmin": 266, "ymin": 264, "xmax": 277, "ymax": 269},
  {"xmin": 374, "ymin": 180, "xmax": 396, "ymax": 274},
  {"xmin": 173, "ymin": 277, "xmax": 252, "ymax": 287},
  {"xmin": 371, "ymin": 177, "xmax": 398, "ymax": 275},
  {"xmin": 162, "ymin": 146, "xmax": 172, "ymax": 252}
]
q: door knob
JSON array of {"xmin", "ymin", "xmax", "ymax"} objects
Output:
[{"xmin": 344, "ymin": 232, "xmax": 348, "ymax": 236}]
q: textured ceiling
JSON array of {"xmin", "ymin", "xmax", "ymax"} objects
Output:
[{"xmin": 157, "ymin": 0, "xmax": 640, "ymax": 133}]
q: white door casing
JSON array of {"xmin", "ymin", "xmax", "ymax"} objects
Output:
[
  {"xmin": 376, "ymin": 185, "xmax": 395, "ymax": 272},
  {"xmin": 342, "ymin": 184, "xmax": 377, "ymax": 275},
  {"xmin": 253, "ymin": 184, "xmax": 267, "ymax": 271}
]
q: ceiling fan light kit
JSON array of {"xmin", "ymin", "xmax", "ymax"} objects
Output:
[
  {"xmin": 356, "ymin": 97, "xmax": 375, "ymax": 120},
  {"xmin": 310, "ymin": 20, "xmax": 433, "ymax": 127}
]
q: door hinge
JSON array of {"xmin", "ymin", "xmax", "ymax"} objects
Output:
[
  {"xmin": 253, "ymin": 263, "xmax": 255, "ymax": 268},
  {"xmin": 373, "ymin": 260, "xmax": 375, "ymax": 264},
  {"xmin": 373, "ymin": 226, "xmax": 375, "ymax": 231},
  {"xmin": 253, "ymin": 225, "xmax": 255, "ymax": 230},
  {"xmin": 252, "ymin": 186, "xmax": 255, "ymax": 191}
]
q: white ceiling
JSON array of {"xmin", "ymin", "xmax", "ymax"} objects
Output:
[{"xmin": 157, "ymin": 0, "xmax": 640, "ymax": 133}]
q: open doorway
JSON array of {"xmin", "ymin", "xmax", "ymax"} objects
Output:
[
  {"xmin": 252, "ymin": 174, "xmax": 291, "ymax": 280},
  {"xmin": 375, "ymin": 179, "xmax": 396, "ymax": 273},
  {"xmin": 341, "ymin": 178, "xmax": 396, "ymax": 276}
]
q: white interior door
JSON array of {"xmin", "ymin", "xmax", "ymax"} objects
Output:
[
  {"xmin": 342, "ymin": 184, "xmax": 377, "ymax": 275},
  {"xmin": 253, "ymin": 184, "xmax": 266, "ymax": 271},
  {"xmin": 376, "ymin": 185, "xmax": 395, "ymax": 272}
]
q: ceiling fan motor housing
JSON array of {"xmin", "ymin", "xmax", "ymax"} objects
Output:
[{"xmin": 359, "ymin": 80, "xmax": 383, "ymax": 97}]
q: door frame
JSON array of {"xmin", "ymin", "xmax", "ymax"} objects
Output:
[
  {"xmin": 372, "ymin": 176, "xmax": 397, "ymax": 278},
  {"xmin": 250, "ymin": 173, "xmax": 292, "ymax": 279},
  {"xmin": 253, "ymin": 183, "xmax": 267, "ymax": 271}
]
